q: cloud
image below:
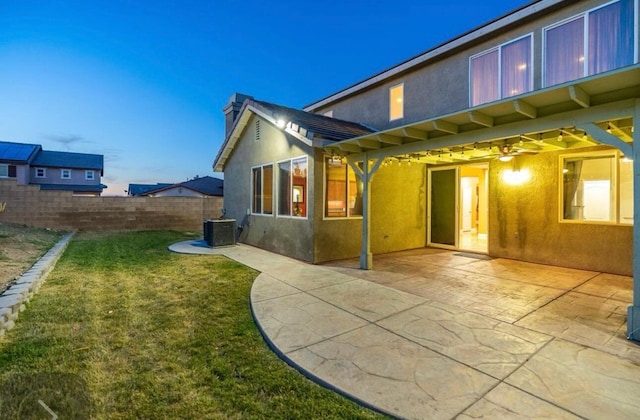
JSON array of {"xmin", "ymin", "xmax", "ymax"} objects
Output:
[{"xmin": 43, "ymin": 134, "xmax": 88, "ymax": 150}]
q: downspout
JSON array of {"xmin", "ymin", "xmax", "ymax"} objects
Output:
[
  {"xmin": 628, "ymin": 100, "xmax": 640, "ymax": 341},
  {"xmin": 349, "ymin": 152, "xmax": 382, "ymax": 270}
]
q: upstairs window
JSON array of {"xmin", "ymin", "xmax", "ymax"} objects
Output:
[
  {"xmin": 470, "ymin": 34, "xmax": 532, "ymax": 106},
  {"xmin": 278, "ymin": 156, "xmax": 307, "ymax": 218},
  {"xmin": 324, "ymin": 157, "xmax": 362, "ymax": 218},
  {"xmin": 251, "ymin": 164, "xmax": 273, "ymax": 215},
  {"xmin": 389, "ymin": 83, "xmax": 404, "ymax": 121},
  {"xmin": 544, "ymin": 0, "xmax": 635, "ymax": 87},
  {"xmin": 61, "ymin": 169, "xmax": 72, "ymax": 179},
  {"xmin": 35, "ymin": 167, "xmax": 46, "ymax": 178},
  {"xmin": 85, "ymin": 170, "xmax": 95, "ymax": 180}
]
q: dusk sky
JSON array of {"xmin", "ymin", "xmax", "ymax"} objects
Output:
[{"xmin": 0, "ymin": 0, "xmax": 528, "ymax": 195}]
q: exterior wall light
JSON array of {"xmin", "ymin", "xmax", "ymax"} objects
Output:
[
  {"xmin": 498, "ymin": 155, "xmax": 514, "ymax": 162},
  {"xmin": 502, "ymin": 168, "xmax": 530, "ymax": 185},
  {"xmin": 276, "ymin": 119, "xmax": 286, "ymax": 128}
]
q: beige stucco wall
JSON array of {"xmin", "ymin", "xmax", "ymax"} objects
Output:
[
  {"xmin": 489, "ymin": 146, "xmax": 632, "ymax": 276},
  {"xmin": 223, "ymin": 114, "xmax": 316, "ymax": 262},
  {"xmin": 310, "ymin": 0, "xmax": 632, "ymax": 131},
  {"xmin": 313, "ymin": 159, "xmax": 427, "ymax": 263}
]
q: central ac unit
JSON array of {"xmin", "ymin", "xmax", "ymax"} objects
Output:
[{"xmin": 204, "ymin": 219, "xmax": 236, "ymax": 247}]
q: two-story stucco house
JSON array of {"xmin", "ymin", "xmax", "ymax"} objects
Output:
[
  {"xmin": 213, "ymin": 0, "xmax": 640, "ymax": 338},
  {"xmin": 0, "ymin": 141, "xmax": 106, "ymax": 195}
]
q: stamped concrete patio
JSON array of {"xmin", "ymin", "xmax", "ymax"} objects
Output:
[{"xmin": 170, "ymin": 241, "xmax": 640, "ymax": 419}]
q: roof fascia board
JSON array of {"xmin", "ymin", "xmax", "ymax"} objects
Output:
[
  {"xmin": 213, "ymin": 102, "xmax": 313, "ymax": 172},
  {"xmin": 303, "ymin": 0, "xmax": 562, "ymax": 111},
  {"xmin": 249, "ymin": 105, "xmax": 313, "ymax": 147},
  {"xmin": 342, "ymin": 98, "xmax": 636, "ymax": 162}
]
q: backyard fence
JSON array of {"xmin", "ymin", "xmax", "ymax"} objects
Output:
[{"xmin": 0, "ymin": 179, "xmax": 223, "ymax": 232}]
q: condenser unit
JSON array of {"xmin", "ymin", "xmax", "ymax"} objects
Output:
[{"xmin": 204, "ymin": 219, "xmax": 236, "ymax": 247}]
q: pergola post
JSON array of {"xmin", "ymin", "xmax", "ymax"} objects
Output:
[
  {"xmin": 628, "ymin": 99, "xmax": 640, "ymax": 341},
  {"xmin": 349, "ymin": 153, "xmax": 382, "ymax": 270}
]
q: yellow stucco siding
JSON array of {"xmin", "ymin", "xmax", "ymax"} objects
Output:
[{"xmin": 489, "ymin": 146, "xmax": 632, "ymax": 275}]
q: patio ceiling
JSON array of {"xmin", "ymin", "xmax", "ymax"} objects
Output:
[{"xmin": 325, "ymin": 65, "xmax": 640, "ymax": 165}]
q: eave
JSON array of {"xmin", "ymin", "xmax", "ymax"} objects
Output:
[{"xmin": 325, "ymin": 65, "xmax": 640, "ymax": 163}]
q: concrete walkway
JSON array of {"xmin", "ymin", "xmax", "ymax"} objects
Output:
[{"xmin": 170, "ymin": 240, "xmax": 640, "ymax": 419}]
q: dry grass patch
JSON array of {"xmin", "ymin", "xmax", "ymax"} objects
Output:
[
  {"xmin": 0, "ymin": 231, "xmax": 383, "ymax": 419},
  {"xmin": 0, "ymin": 223, "xmax": 65, "ymax": 292}
]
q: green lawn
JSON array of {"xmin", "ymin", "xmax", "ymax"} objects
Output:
[{"xmin": 0, "ymin": 231, "xmax": 383, "ymax": 419}]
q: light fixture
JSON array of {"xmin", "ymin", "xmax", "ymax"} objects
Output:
[
  {"xmin": 557, "ymin": 130, "xmax": 563, "ymax": 141},
  {"xmin": 606, "ymin": 122, "xmax": 612, "ymax": 134},
  {"xmin": 276, "ymin": 119, "xmax": 286, "ymax": 128},
  {"xmin": 499, "ymin": 155, "xmax": 514, "ymax": 162}
]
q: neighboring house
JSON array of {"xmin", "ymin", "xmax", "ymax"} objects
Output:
[
  {"xmin": 214, "ymin": 1, "xmax": 640, "ymax": 338},
  {"xmin": 0, "ymin": 141, "xmax": 106, "ymax": 195},
  {"xmin": 141, "ymin": 176, "xmax": 223, "ymax": 197},
  {"xmin": 127, "ymin": 183, "xmax": 173, "ymax": 196}
]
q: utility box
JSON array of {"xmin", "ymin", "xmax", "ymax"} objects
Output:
[{"xmin": 204, "ymin": 219, "xmax": 236, "ymax": 247}]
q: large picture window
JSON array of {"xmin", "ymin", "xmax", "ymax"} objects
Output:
[
  {"xmin": 561, "ymin": 152, "xmax": 633, "ymax": 224},
  {"xmin": 325, "ymin": 157, "xmax": 363, "ymax": 218},
  {"xmin": 278, "ymin": 156, "xmax": 307, "ymax": 217},
  {"xmin": 544, "ymin": 0, "xmax": 635, "ymax": 87},
  {"xmin": 251, "ymin": 164, "xmax": 273, "ymax": 215},
  {"xmin": 470, "ymin": 35, "xmax": 532, "ymax": 106}
]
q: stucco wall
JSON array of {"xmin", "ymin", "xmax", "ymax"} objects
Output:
[
  {"xmin": 223, "ymin": 114, "xmax": 315, "ymax": 262},
  {"xmin": 313, "ymin": 158, "xmax": 427, "ymax": 263},
  {"xmin": 0, "ymin": 179, "xmax": 222, "ymax": 231},
  {"xmin": 311, "ymin": 0, "xmax": 633, "ymax": 130},
  {"xmin": 489, "ymin": 146, "xmax": 632, "ymax": 276}
]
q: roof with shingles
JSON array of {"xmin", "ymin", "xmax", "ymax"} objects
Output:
[
  {"xmin": 252, "ymin": 100, "xmax": 374, "ymax": 141},
  {"xmin": 143, "ymin": 176, "xmax": 223, "ymax": 196},
  {"xmin": 31, "ymin": 150, "xmax": 104, "ymax": 170},
  {"xmin": 0, "ymin": 141, "xmax": 41, "ymax": 163},
  {"xmin": 128, "ymin": 183, "xmax": 173, "ymax": 196}
]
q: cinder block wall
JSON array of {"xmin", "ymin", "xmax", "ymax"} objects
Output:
[{"xmin": 0, "ymin": 179, "xmax": 224, "ymax": 231}]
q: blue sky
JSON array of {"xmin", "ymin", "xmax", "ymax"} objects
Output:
[{"xmin": 0, "ymin": 0, "xmax": 528, "ymax": 195}]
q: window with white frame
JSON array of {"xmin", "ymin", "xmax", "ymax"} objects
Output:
[
  {"xmin": 35, "ymin": 167, "xmax": 46, "ymax": 178},
  {"xmin": 544, "ymin": 0, "xmax": 635, "ymax": 87},
  {"xmin": 324, "ymin": 157, "xmax": 362, "ymax": 218},
  {"xmin": 389, "ymin": 83, "xmax": 404, "ymax": 121},
  {"xmin": 470, "ymin": 34, "xmax": 533, "ymax": 106},
  {"xmin": 561, "ymin": 152, "xmax": 633, "ymax": 224},
  {"xmin": 0, "ymin": 164, "xmax": 7, "ymax": 178},
  {"xmin": 85, "ymin": 170, "xmax": 95, "ymax": 180},
  {"xmin": 251, "ymin": 164, "xmax": 273, "ymax": 215},
  {"xmin": 61, "ymin": 169, "xmax": 71, "ymax": 179},
  {"xmin": 278, "ymin": 156, "xmax": 307, "ymax": 217}
]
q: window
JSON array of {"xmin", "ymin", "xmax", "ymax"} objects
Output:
[
  {"xmin": 35, "ymin": 167, "xmax": 46, "ymax": 178},
  {"xmin": 278, "ymin": 156, "xmax": 307, "ymax": 217},
  {"xmin": 251, "ymin": 164, "xmax": 273, "ymax": 215},
  {"xmin": 544, "ymin": 0, "xmax": 635, "ymax": 87},
  {"xmin": 561, "ymin": 152, "xmax": 633, "ymax": 224},
  {"xmin": 470, "ymin": 35, "xmax": 532, "ymax": 106},
  {"xmin": 61, "ymin": 169, "xmax": 71, "ymax": 179},
  {"xmin": 325, "ymin": 157, "xmax": 362, "ymax": 218},
  {"xmin": 0, "ymin": 164, "xmax": 7, "ymax": 178},
  {"xmin": 389, "ymin": 83, "xmax": 404, "ymax": 121},
  {"xmin": 323, "ymin": 110, "xmax": 334, "ymax": 118},
  {"xmin": 85, "ymin": 170, "xmax": 95, "ymax": 180}
]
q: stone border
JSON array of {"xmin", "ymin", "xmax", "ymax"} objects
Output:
[{"xmin": 0, "ymin": 233, "xmax": 74, "ymax": 338}]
